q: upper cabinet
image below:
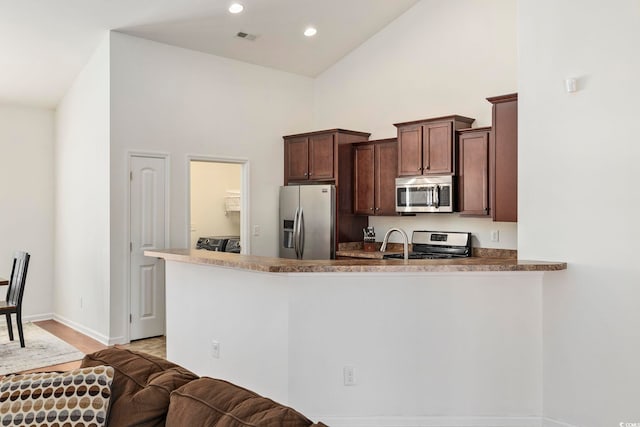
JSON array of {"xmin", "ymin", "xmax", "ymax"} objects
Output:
[
  {"xmin": 394, "ymin": 115, "xmax": 475, "ymax": 176},
  {"xmin": 353, "ymin": 138, "xmax": 398, "ymax": 216},
  {"xmin": 283, "ymin": 128, "xmax": 371, "ymax": 244},
  {"xmin": 487, "ymin": 94, "xmax": 518, "ymax": 222},
  {"xmin": 458, "ymin": 127, "xmax": 491, "ymax": 217},
  {"xmin": 283, "ymin": 129, "xmax": 370, "ymax": 185}
]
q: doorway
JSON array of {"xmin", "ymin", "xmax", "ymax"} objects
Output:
[{"xmin": 188, "ymin": 157, "xmax": 248, "ymax": 254}]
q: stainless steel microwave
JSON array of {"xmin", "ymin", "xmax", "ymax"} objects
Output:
[{"xmin": 395, "ymin": 176, "xmax": 454, "ymax": 213}]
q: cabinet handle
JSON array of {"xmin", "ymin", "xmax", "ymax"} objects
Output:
[
  {"xmin": 370, "ymin": 207, "xmax": 374, "ymax": 211},
  {"xmin": 375, "ymin": 207, "xmax": 380, "ymax": 211},
  {"xmin": 304, "ymin": 172, "xmax": 308, "ymax": 176}
]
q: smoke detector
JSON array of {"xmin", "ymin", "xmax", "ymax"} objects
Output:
[{"xmin": 236, "ymin": 32, "xmax": 257, "ymax": 41}]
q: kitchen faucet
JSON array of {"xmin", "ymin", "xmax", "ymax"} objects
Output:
[{"xmin": 380, "ymin": 227, "xmax": 409, "ymax": 260}]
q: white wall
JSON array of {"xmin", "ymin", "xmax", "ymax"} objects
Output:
[
  {"xmin": 0, "ymin": 105, "xmax": 54, "ymax": 320},
  {"xmin": 314, "ymin": 0, "xmax": 518, "ymax": 249},
  {"xmin": 289, "ymin": 273, "xmax": 542, "ymax": 422},
  {"xmin": 518, "ymin": 1, "xmax": 640, "ymax": 426},
  {"xmin": 108, "ymin": 32, "xmax": 314, "ymax": 341},
  {"xmin": 54, "ymin": 34, "xmax": 111, "ymax": 342},
  {"xmin": 166, "ymin": 263, "xmax": 290, "ymax": 404},
  {"xmin": 190, "ymin": 161, "xmax": 241, "ymax": 248},
  {"xmin": 165, "ymin": 262, "xmax": 543, "ymax": 425}
]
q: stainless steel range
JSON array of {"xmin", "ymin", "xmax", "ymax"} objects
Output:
[{"xmin": 383, "ymin": 230, "xmax": 471, "ymax": 259}]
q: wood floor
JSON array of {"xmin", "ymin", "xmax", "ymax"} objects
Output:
[{"xmin": 23, "ymin": 320, "xmax": 166, "ymax": 373}]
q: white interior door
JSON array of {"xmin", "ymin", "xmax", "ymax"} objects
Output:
[{"xmin": 130, "ymin": 155, "xmax": 167, "ymax": 340}]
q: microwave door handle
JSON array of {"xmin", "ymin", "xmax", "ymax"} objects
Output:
[{"xmin": 433, "ymin": 184, "xmax": 439, "ymax": 208}]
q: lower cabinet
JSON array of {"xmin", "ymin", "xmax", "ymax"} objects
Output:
[
  {"xmin": 354, "ymin": 138, "xmax": 398, "ymax": 216},
  {"xmin": 458, "ymin": 127, "xmax": 491, "ymax": 216}
]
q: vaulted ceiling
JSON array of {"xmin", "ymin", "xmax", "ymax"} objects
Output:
[{"xmin": 0, "ymin": 0, "xmax": 419, "ymax": 108}]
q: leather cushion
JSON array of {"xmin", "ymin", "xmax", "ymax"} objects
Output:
[
  {"xmin": 80, "ymin": 348, "xmax": 198, "ymax": 427},
  {"xmin": 166, "ymin": 377, "xmax": 325, "ymax": 427}
]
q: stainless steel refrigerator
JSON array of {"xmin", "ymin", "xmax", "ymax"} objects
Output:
[{"xmin": 279, "ymin": 185, "xmax": 335, "ymax": 260}]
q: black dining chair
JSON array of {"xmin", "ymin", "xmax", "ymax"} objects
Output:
[{"xmin": 0, "ymin": 251, "xmax": 30, "ymax": 347}]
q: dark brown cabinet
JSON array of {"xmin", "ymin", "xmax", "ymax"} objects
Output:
[
  {"xmin": 487, "ymin": 94, "xmax": 517, "ymax": 222},
  {"xmin": 308, "ymin": 133, "xmax": 335, "ymax": 180},
  {"xmin": 354, "ymin": 138, "xmax": 398, "ymax": 216},
  {"xmin": 283, "ymin": 128, "xmax": 371, "ymax": 244},
  {"xmin": 458, "ymin": 127, "xmax": 491, "ymax": 216},
  {"xmin": 284, "ymin": 136, "xmax": 310, "ymax": 181},
  {"xmin": 284, "ymin": 133, "xmax": 334, "ymax": 183},
  {"xmin": 395, "ymin": 115, "xmax": 475, "ymax": 176}
]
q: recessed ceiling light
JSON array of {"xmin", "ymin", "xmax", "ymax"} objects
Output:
[
  {"xmin": 228, "ymin": 3, "xmax": 244, "ymax": 14},
  {"xmin": 304, "ymin": 27, "xmax": 317, "ymax": 37}
]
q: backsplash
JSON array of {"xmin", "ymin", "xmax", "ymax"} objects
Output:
[{"xmin": 368, "ymin": 214, "xmax": 517, "ymax": 250}]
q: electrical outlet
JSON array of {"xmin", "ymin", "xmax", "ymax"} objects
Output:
[
  {"xmin": 253, "ymin": 225, "xmax": 260, "ymax": 236},
  {"xmin": 211, "ymin": 340, "xmax": 220, "ymax": 359},
  {"xmin": 491, "ymin": 230, "xmax": 500, "ymax": 242},
  {"xmin": 343, "ymin": 366, "xmax": 356, "ymax": 386}
]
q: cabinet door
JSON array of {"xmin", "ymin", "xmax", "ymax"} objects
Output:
[
  {"xmin": 459, "ymin": 131, "xmax": 489, "ymax": 216},
  {"xmin": 493, "ymin": 100, "xmax": 517, "ymax": 222},
  {"xmin": 375, "ymin": 141, "xmax": 398, "ymax": 215},
  {"xmin": 285, "ymin": 137, "xmax": 309, "ymax": 182},
  {"xmin": 353, "ymin": 144, "xmax": 375, "ymax": 215},
  {"xmin": 308, "ymin": 133, "xmax": 335, "ymax": 180},
  {"xmin": 397, "ymin": 125, "xmax": 423, "ymax": 176},
  {"xmin": 424, "ymin": 122, "xmax": 453, "ymax": 174}
]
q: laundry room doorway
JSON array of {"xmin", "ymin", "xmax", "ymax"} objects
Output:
[{"xmin": 188, "ymin": 157, "xmax": 249, "ymax": 254}]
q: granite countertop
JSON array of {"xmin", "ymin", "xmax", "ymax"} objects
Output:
[
  {"xmin": 145, "ymin": 249, "xmax": 566, "ymax": 273},
  {"xmin": 336, "ymin": 243, "xmax": 518, "ymax": 260}
]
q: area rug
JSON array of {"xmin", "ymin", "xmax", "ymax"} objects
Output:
[{"xmin": 0, "ymin": 322, "xmax": 85, "ymax": 375}]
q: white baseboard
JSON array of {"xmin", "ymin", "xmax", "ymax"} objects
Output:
[
  {"xmin": 52, "ymin": 314, "xmax": 110, "ymax": 345},
  {"xmin": 311, "ymin": 416, "xmax": 542, "ymax": 427},
  {"xmin": 108, "ymin": 335, "xmax": 126, "ymax": 346},
  {"xmin": 541, "ymin": 418, "xmax": 578, "ymax": 427},
  {"xmin": 23, "ymin": 312, "xmax": 54, "ymax": 322}
]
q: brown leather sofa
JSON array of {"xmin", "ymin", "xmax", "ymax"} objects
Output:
[{"xmin": 81, "ymin": 348, "xmax": 328, "ymax": 427}]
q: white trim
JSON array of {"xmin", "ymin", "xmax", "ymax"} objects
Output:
[
  {"xmin": 53, "ymin": 314, "xmax": 110, "ymax": 345},
  {"xmin": 541, "ymin": 418, "xmax": 578, "ymax": 427},
  {"xmin": 185, "ymin": 154, "xmax": 251, "ymax": 254},
  {"xmin": 311, "ymin": 416, "xmax": 542, "ymax": 427},
  {"xmin": 107, "ymin": 335, "xmax": 126, "ymax": 346},
  {"xmin": 23, "ymin": 313, "xmax": 54, "ymax": 322},
  {"xmin": 125, "ymin": 151, "xmax": 171, "ymax": 344}
]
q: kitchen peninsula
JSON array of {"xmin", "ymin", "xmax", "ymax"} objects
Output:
[
  {"xmin": 147, "ymin": 248, "xmax": 565, "ymax": 272},
  {"xmin": 146, "ymin": 248, "xmax": 565, "ymax": 423}
]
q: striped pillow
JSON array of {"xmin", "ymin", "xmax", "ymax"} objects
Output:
[{"xmin": 0, "ymin": 365, "xmax": 114, "ymax": 426}]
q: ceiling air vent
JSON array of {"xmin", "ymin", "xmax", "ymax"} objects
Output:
[{"xmin": 236, "ymin": 31, "xmax": 257, "ymax": 41}]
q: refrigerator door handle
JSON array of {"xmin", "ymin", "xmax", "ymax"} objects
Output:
[
  {"xmin": 293, "ymin": 207, "xmax": 300, "ymax": 258},
  {"xmin": 298, "ymin": 208, "xmax": 305, "ymax": 259}
]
